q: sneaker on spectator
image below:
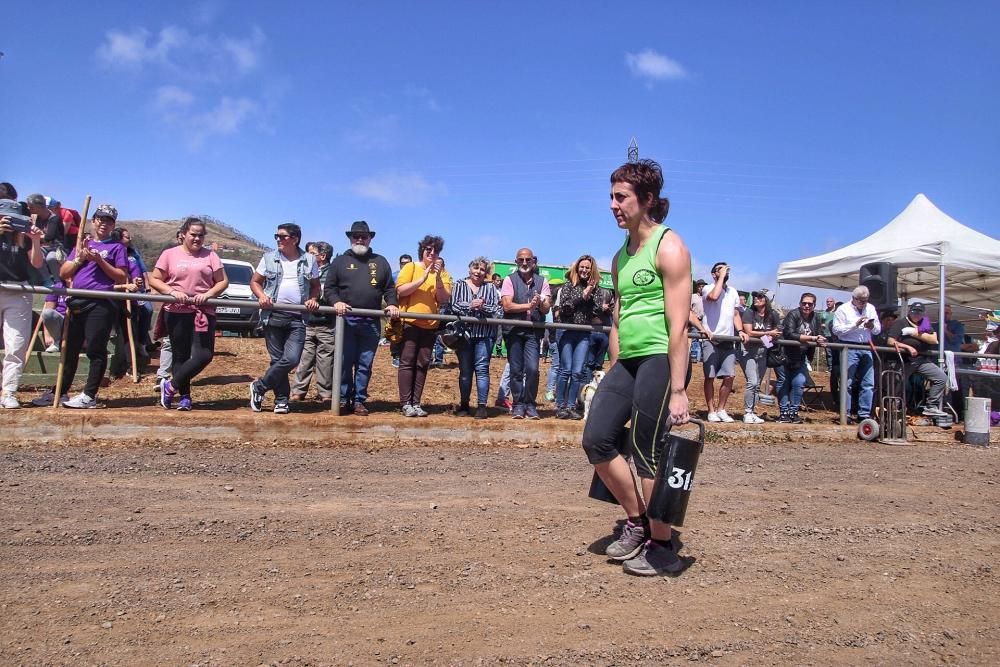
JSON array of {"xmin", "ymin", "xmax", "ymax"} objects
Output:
[
  {"xmin": 717, "ymin": 409, "xmax": 735, "ymax": 423},
  {"xmin": 566, "ymin": 408, "xmax": 583, "ymax": 421},
  {"xmin": 525, "ymin": 405, "xmax": 540, "ymax": 420},
  {"xmin": 273, "ymin": 400, "xmax": 290, "ymax": 414},
  {"xmin": 391, "ymin": 357, "xmax": 400, "ymax": 368},
  {"xmin": 707, "ymin": 411, "xmax": 721, "ymax": 422},
  {"xmin": 743, "ymin": 412, "xmax": 764, "ymax": 424},
  {"xmin": 62, "ymin": 393, "xmax": 97, "ymax": 409},
  {"xmin": 622, "ymin": 540, "xmax": 685, "ymax": 577},
  {"xmin": 455, "ymin": 406, "xmax": 471, "ymax": 418},
  {"xmin": 353, "ymin": 402, "xmax": 370, "ymax": 416},
  {"xmin": 605, "ymin": 519, "xmax": 648, "ymax": 561},
  {"xmin": 160, "ymin": 379, "xmax": 176, "ymax": 409},
  {"xmin": 402, "ymin": 404, "xmax": 418, "ymax": 417},
  {"xmin": 511, "ymin": 404, "xmax": 526, "ymax": 419},
  {"xmin": 412, "ymin": 404, "xmax": 429, "ymax": 417},
  {"xmin": 922, "ymin": 406, "xmax": 947, "ymax": 418},
  {"xmin": 544, "ymin": 390, "xmax": 555, "ymax": 402},
  {"xmin": 31, "ymin": 390, "xmax": 68, "ymax": 407},
  {"xmin": 474, "ymin": 405, "xmax": 488, "ymax": 419},
  {"xmin": 0, "ymin": 393, "xmax": 20, "ymax": 409},
  {"xmin": 249, "ymin": 381, "xmax": 264, "ymax": 412},
  {"xmin": 44, "ymin": 343, "xmax": 60, "ymax": 353},
  {"xmin": 176, "ymin": 395, "xmax": 192, "ymax": 411}
]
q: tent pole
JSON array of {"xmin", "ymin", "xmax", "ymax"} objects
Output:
[{"xmin": 938, "ymin": 264, "xmax": 946, "ymax": 367}]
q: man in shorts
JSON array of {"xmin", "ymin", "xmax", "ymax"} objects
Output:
[{"xmin": 700, "ymin": 262, "xmax": 748, "ymax": 422}]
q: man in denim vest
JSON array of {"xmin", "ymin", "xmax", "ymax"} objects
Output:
[
  {"xmin": 249, "ymin": 223, "xmax": 320, "ymax": 414},
  {"xmin": 500, "ymin": 247, "xmax": 551, "ymax": 419}
]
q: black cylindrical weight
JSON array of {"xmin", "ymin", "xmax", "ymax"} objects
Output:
[
  {"xmin": 588, "ymin": 427, "xmax": 631, "ymax": 505},
  {"xmin": 646, "ymin": 420, "xmax": 705, "ymax": 527}
]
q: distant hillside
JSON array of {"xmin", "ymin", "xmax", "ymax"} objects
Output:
[{"xmin": 117, "ymin": 216, "xmax": 270, "ymax": 266}]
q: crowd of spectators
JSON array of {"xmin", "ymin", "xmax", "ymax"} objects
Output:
[{"xmin": 1, "ymin": 179, "xmax": 995, "ymax": 420}]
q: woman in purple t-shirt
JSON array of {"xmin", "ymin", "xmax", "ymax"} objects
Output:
[
  {"xmin": 42, "ymin": 204, "xmax": 128, "ymax": 409},
  {"xmin": 148, "ymin": 217, "xmax": 229, "ymax": 411}
]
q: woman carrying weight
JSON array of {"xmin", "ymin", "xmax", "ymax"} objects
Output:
[{"xmin": 581, "ymin": 159, "xmax": 692, "ymax": 577}]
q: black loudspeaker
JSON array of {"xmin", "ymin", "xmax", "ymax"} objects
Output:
[{"xmin": 859, "ymin": 262, "xmax": 897, "ymax": 309}]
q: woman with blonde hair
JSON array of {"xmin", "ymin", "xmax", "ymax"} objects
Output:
[{"xmin": 554, "ymin": 254, "xmax": 600, "ymax": 419}]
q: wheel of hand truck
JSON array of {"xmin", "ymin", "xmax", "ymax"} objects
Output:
[{"xmin": 857, "ymin": 418, "xmax": 880, "ymax": 441}]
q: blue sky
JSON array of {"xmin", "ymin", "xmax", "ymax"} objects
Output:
[{"xmin": 4, "ymin": 1, "xmax": 998, "ymax": 305}]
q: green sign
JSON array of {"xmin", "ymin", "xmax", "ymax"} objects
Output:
[{"xmin": 492, "ymin": 262, "xmax": 614, "ymax": 289}]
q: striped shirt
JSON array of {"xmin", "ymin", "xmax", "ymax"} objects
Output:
[{"xmin": 450, "ymin": 278, "xmax": 504, "ymax": 339}]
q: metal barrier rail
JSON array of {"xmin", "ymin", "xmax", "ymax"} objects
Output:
[{"xmin": 3, "ymin": 281, "xmax": 998, "ymax": 422}]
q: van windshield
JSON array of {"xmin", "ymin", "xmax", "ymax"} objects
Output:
[{"xmin": 225, "ymin": 265, "xmax": 254, "ymax": 285}]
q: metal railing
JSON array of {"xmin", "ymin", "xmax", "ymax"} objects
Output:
[{"xmin": 3, "ymin": 281, "xmax": 998, "ymax": 423}]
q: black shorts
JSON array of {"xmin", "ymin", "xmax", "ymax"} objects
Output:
[{"xmin": 581, "ymin": 354, "xmax": 672, "ymax": 479}]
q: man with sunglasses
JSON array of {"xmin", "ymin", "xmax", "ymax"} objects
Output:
[
  {"xmin": 500, "ymin": 248, "xmax": 551, "ymax": 419},
  {"xmin": 249, "ymin": 223, "xmax": 320, "ymax": 414},
  {"xmin": 324, "ymin": 220, "xmax": 399, "ymax": 415},
  {"xmin": 777, "ymin": 292, "xmax": 827, "ymax": 423}
]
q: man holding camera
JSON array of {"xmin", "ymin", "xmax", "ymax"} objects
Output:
[{"xmin": 832, "ymin": 285, "xmax": 881, "ymax": 423}]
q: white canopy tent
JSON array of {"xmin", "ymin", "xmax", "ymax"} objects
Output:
[
  {"xmin": 777, "ymin": 193, "xmax": 1000, "ymax": 307},
  {"xmin": 777, "ymin": 193, "xmax": 1000, "ymax": 361}
]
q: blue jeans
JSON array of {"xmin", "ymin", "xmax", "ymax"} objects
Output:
[
  {"xmin": 505, "ymin": 331, "xmax": 541, "ymax": 408},
  {"xmin": 586, "ymin": 330, "xmax": 609, "ymax": 373},
  {"xmin": 433, "ymin": 337, "xmax": 445, "ymax": 364},
  {"xmin": 457, "ymin": 337, "xmax": 492, "ymax": 407},
  {"xmin": 340, "ymin": 317, "xmax": 381, "ymax": 405},
  {"xmin": 546, "ymin": 329, "xmax": 563, "ymax": 393},
  {"xmin": 777, "ymin": 364, "xmax": 808, "ymax": 413},
  {"xmin": 556, "ymin": 330, "xmax": 591, "ymax": 409},
  {"xmin": 846, "ymin": 349, "xmax": 875, "ymax": 417},
  {"xmin": 497, "ymin": 362, "xmax": 510, "ymax": 401},
  {"xmin": 259, "ymin": 311, "xmax": 306, "ymax": 401}
]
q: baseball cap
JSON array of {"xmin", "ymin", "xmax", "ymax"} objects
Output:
[
  {"xmin": 751, "ymin": 288, "xmax": 770, "ymax": 298},
  {"xmin": 45, "ymin": 196, "xmax": 61, "ymax": 208},
  {"xmin": 694, "ymin": 278, "xmax": 707, "ymax": 286},
  {"xmin": 94, "ymin": 204, "xmax": 118, "ymax": 221},
  {"xmin": 908, "ymin": 302, "xmax": 926, "ymax": 314}
]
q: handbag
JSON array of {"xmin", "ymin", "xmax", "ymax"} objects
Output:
[
  {"xmin": 383, "ymin": 318, "xmax": 403, "ymax": 345},
  {"xmin": 440, "ymin": 319, "xmax": 470, "ymax": 350},
  {"xmin": 766, "ymin": 343, "xmax": 788, "ymax": 368}
]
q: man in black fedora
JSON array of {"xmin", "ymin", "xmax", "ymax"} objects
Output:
[{"xmin": 323, "ymin": 221, "xmax": 399, "ymax": 415}]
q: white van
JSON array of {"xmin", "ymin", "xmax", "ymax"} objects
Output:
[{"xmin": 217, "ymin": 258, "xmax": 260, "ymax": 336}]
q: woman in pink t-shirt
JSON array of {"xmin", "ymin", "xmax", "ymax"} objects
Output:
[{"xmin": 148, "ymin": 217, "xmax": 229, "ymax": 411}]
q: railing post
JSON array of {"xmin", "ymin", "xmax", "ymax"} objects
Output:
[
  {"xmin": 331, "ymin": 314, "xmax": 345, "ymax": 415},
  {"xmin": 839, "ymin": 345, "xmax": 849, "ymax": 425}
]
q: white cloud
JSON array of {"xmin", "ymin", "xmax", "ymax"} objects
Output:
[
  {"xmin": 350, "ymin": 171, "xmax": 447, "ymax": 207},
  {"xmin": 97, "ymin": 25, "xmax": 265, "ymax": 81},
  {"xmin": 624, "ymin": 49, "xmax": 688, "ymax": 84},
  {"xmin": 343, "ymin": 115, "xmax": 400, "ymax": 151},
  {"xmin": 403, "ymin": 84, "xmax": 441, "ymax": 112},
  {"xmin": 152, "ymin": 87, "xmax": 258, "ymax": 149},
  {"xmin": 154, "ymin": 84, "xmax": 195, "ymax": 110}
]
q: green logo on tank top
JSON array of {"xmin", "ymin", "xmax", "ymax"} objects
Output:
[{"xmin": 633, "ymin": 269, "xmax": 656, "ymax": 286}]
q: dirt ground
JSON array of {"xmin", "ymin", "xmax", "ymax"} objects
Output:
[{"xmin": 2, "ymin": 339, "xmax": 998, "ymax": 665}]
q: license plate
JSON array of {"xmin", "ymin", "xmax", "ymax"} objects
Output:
[{"xmin": 216, "ymin": 307, "xmax": 241, "ymax": 314}]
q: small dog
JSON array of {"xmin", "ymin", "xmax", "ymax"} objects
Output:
[{"xmin": 579, "ymin": 370, "xmax": 606, "ymax": 421}]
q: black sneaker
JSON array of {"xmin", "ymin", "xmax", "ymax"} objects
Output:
[
  {"xmin": 566, "ymin": 408, "xmax": 583, "ymax": 420},
  {"xmin": 249, "ymin": 381, "xmax": 264, "ymax": 412},
  {"xmin": 787, "ymin": 412, "xmax": 804, "ymax": 424},
  {"xmin": 556, "ymin": 408, "xmax": 569, "ymax": 419},
  {"xmin": 274, "ymin": 400, "xmax": 290, "ymax": 415}
]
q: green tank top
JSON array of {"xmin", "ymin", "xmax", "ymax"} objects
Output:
[{"xmin": 614, "ymin": 225, "xmax": 671, "ymax": 359}]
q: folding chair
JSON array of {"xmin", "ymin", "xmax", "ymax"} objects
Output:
[{"xmin": 801, "ymin": 370, "xmax": 831, "ymax": 411}]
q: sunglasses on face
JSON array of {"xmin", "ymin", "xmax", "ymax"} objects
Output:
[
  {"xmin": 274, "ymin": 234, "xmax": 293, "ymax": 241},
  {"xmin": 800, "ymin": 301, "xmax": 816, "ymax": 307},
  {"xmin": 351, "ymin": 234, "xmax": 370, "ymax": 241}
]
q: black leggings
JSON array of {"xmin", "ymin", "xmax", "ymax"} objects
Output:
[
  {"xmin": 165, "ymin": 312, "xmax": 217, "ymax": 394},
  {"xmin": 581, "ymin": 354, "xmax": 672, "ymax": 479},
  {"xmin": 61, "ymin": 299, "xmax": 117, "ymax": 398}
]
